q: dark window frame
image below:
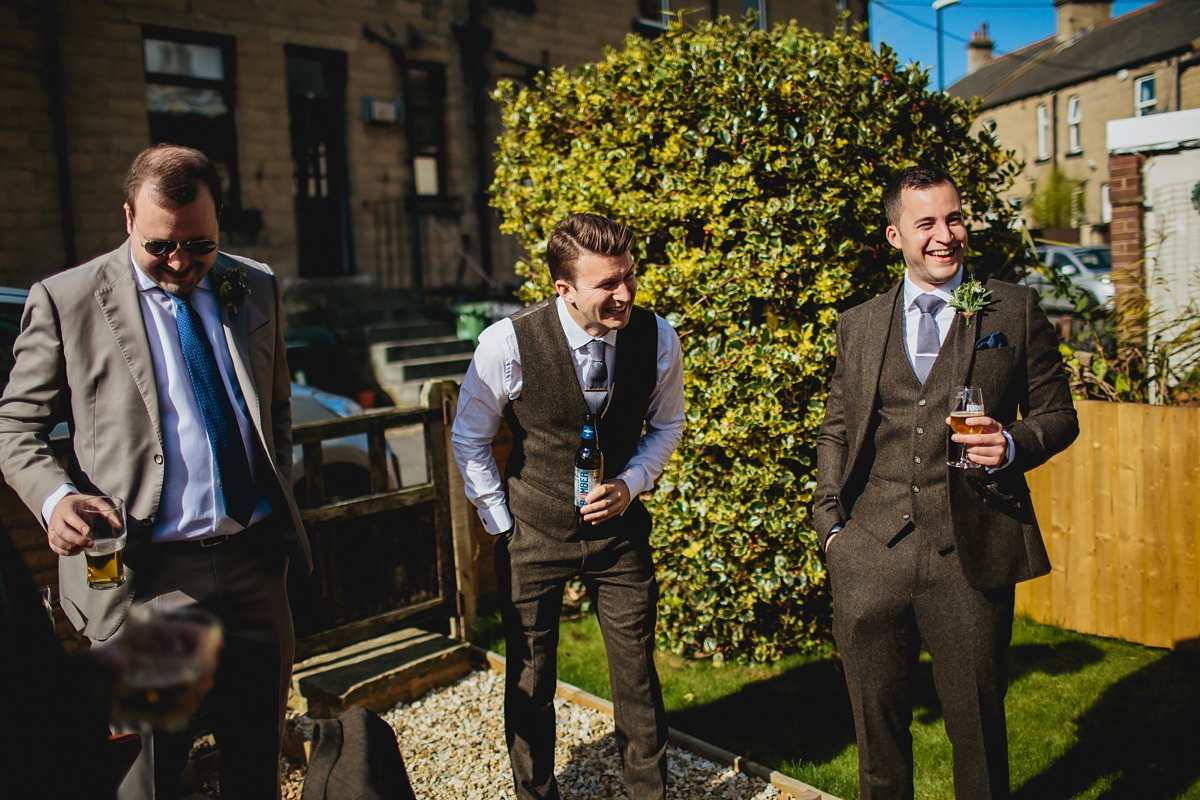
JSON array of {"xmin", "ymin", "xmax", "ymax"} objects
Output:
[{"xmin": 140, "ymin": 25, "xmax": 243, "ymax": 217}]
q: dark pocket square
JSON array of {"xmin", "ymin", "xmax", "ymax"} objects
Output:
[{"xmin": 975, "ymin": 331, "xmax": 1009, "ymax": 350}]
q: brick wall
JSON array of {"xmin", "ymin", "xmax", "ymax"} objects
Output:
[
  {"xmin": 972, "ymin": 58, "xmax": 1200, "ymax": 246},
  {"xmin": 0, "ymin": 0, "xmax": 864, "ymax": 291},
  {"xmin": 1108, "ymin": 151, "xmax": 1145, "ymax": 345},
  {"xmin": 0, "ymin": 1, "xmax": 69, "ymax": 285}
]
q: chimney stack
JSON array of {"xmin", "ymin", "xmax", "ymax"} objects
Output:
[
  {"xmin": 967, "ymin": 23, "xmax": 994, "ymax": 74},
  {"xmin": 1055, "ymin": 0, "xmax": 1112, "ymax": 43}
]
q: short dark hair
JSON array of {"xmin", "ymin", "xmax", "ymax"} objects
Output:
[
  {"xmin": 546, "ymin": 213, "xmax": 634, "ymax": 283},
  {"xmin": 124, "ymin": 144, "xmax": 223, "ymax": 217},
  {"xmin": 883, "ymin": 166, "xmax": 959, "ymax": 226}
]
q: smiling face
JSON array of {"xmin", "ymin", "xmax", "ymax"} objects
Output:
[
  {"xmin": 885, "ymin": 181, "xmax": 967, "ymax": 291},
  {"xmin": 556, "ymin": 250, "xmax": 637, "ymax": 337},
  {"xmin": 124, "ymin": 182, "xmax": 220, "ymax": 296}
]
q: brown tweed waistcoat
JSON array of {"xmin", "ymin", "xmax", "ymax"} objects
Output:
[{"xmin": 503, "ymin": 297, "xmax": 658, "ymax": 540}]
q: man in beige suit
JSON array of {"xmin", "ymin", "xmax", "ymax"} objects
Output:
[{"xmin": 0, "ymin": 145, "xmax": 309, "ymax": 799}]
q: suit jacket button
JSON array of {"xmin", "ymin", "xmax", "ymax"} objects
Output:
[{"xmin": 154, "ymin": 454, "xmax": 163, "ymax": 464}]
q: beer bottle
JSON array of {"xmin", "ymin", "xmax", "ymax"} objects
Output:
[{"xmin": 575, "ymin": 413, "xmax": 603, "ymax": 521}]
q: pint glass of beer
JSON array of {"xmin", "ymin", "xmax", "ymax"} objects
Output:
[
  {"xmin": 110, "ymin": 605, "xmax": 223, "ymax": 732},
  {"xmin": 79, "ymin": 496, "xmax": 127, "ymax": 589}
]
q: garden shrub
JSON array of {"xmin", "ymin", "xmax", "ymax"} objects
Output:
[{"xmin": 491, "ymin": 16, "xmax": 1026, "ymax": 661}]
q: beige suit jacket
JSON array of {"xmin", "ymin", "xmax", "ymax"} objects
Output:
[{"xmin": 0, "ymin": 242, "xmax": 310, "ymax": 640}]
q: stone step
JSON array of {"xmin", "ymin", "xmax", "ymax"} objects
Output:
[
  {"xmin": 361, "ymin": 319, "xmax": 457, "ymax": 345},
  {"xmin": 292, "ymin": 627, "xmax": 470, "ymax": 719},
  {"xmin": 372, "ymin": 336, "xmax": 477, "ymax": 364},
  {"xmin": 373, "ymin": 352, "xmax": 474, "ymax": 388}
]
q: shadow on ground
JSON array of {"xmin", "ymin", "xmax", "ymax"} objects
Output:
[
  {"xmin": 1012, "ymin": 641, "xmax": 1200, "ymax": 799},
  {"xmin": 662, "ymin": 639, "xmax": 1108, "ymax": 774}
]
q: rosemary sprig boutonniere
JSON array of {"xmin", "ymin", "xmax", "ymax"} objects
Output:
[
  {"xmin": 948, "ymin": 273, "xmax": 992, "ymax": 327},
  {"xmin": 213, "ymin": 266, "xmax": 251, "ymax": 319}
]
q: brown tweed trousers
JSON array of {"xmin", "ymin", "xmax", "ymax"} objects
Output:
[
  {"xmin": 498, "ymin": 298, "xmax": 667, "ymax": 800},
  {"xmin": 815, "ymin": 279, "xmax": 1078, "ymax": 799}
]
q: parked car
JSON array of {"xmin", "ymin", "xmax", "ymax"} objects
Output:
[
  {"xmin": 1020, "ymin": 246, "xmax": 1115, "ymax": 313},
  {"xmin": 289, "ymin": 382, "xmax": 398, "ymax": 504},
  {"xmin": 1, "ymin": 286, "xmax": 389, "ymax": 506}
]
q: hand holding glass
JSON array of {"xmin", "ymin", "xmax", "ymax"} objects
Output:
[
  {"xmin": 110, "ymin": 605, "xmax": 223, "ymax": 732},
  {"xmin": 948, "ymin": 386, "xmax": 986, "ymax": 469},
  {"xmin": 79, "ymin": 496, "xmax": 127, "ymax": 589}
]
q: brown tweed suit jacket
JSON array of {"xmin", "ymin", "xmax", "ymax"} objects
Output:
[{"xmin": 815, "ymin": 278, "xmax": 1079, "ymax": 590}]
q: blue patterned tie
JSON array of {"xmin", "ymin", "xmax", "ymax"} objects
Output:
[
  {"xmin": 168, "ymin": 292, "xmax": 257, "ymax": 526},
  {"xmin": 913, "ymin": 293, "xmax": 946, "ymax": 384}
]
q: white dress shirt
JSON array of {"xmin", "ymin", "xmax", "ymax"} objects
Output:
[
  {"xmin": 451, "ymin": 296, "xmax": 685, "ymax": 534},
  {"xmin": 42, "ymin": 263, "xmax": 271, "ymax": 541}
]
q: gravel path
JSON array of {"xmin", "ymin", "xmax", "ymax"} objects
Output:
[{"xmin": 282, "ymin": 668, "xmax": 782, "ymax": 800}]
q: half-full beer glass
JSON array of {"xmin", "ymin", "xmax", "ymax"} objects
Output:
[
  {"xmin": 79, "ymin": 496, "xmax": 127, "ymax": 589},
  {"xmin": 110, "ymin": 605, "xmax": 223, "ymax": 731}
]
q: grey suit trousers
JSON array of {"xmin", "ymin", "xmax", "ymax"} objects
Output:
[
  {"xmin": 115, "ymin": 519, "xmax": 294, "ymax": 800},
  {"xmin": 829, "ymin": 524, "xmax": 1014, "ymax": 800},
  {"xmin": 494, "ymin": 521, "xmax": 668, "ymax": 800}
]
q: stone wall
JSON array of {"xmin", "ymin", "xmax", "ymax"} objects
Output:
[{"xmin": 0, "ymin": 0, "xmax": 866, "ymax": 291}]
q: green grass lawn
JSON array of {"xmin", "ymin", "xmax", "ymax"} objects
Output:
[{"xmin": 476, "ymin": 613, "xmax": 1200, "ymax": 799}]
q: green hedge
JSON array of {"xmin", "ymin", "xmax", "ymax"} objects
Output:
[{"xmin": 491, "ymin": 16, "xmax": 1026, "ymax": 661}]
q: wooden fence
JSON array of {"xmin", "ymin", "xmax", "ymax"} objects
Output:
[{"xmin": 1021, "ymin": 400, "xmax": 1200, "ymax": 651}]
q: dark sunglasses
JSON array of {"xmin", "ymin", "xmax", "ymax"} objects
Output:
[{"xmin": 132, "ymin": 219, "xmax": 217, "ymax": 256}]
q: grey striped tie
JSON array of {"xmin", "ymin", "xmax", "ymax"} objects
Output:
[
  {"xmin": 913, "ymin": 293, "xmax": 946, "ymax": 384},
  {"xmin": 583, "ymin": 339, "xmax": 608, "ymax": 414}
]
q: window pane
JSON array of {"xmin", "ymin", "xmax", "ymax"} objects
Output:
[
  {"xmin": 144, "ymin": 39, "xmax": 224, "ymax": 80},
  {"xmin": 146, "ymin": 84, "xmax": 228, "ymax": 117},
  {"xmin": 413, "ymin": 155, "xmax": 439, "ymax": 196},
  {"xmin": 1138, "ymin": 76, "xmax": 1155, "ymax": 104},
  {"xmin": 1067, "ymin": 96, "xmax": 1080, "ymax": 122}
]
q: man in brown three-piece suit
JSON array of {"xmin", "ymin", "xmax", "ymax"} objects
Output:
[
  {"xmin": 815, "ymin": 166, "xmax": 1079, "ymax": 799},
  {"xmin": 0, "ymin": 145, "xmax": 308, "ymax": 799},
  {"xmin": 452, "ymin": 214, "xmax": 685, "ymax": 800}
]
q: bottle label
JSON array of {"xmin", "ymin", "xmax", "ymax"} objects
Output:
[{"xmin": 575, "ymin": 467, "xmax": 602, "ymax": 508}]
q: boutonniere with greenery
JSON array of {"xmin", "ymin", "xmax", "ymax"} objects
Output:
[
  {"xmin": 948, "ymin": 273, "xmax": 992, "ymax": 327},
  {"xmin": 213, "ymin": 266, "xmax": 250, "ymax": 319}
]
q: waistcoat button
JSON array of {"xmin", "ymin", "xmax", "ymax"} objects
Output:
[
  {"xmin": 916, "ymin": 427, "xmax": 924, "ymax": 435},
  {"xmin": 912, "ymin": 485, "xmax": 920, "ymax": 493},
  {"xmin": 918, "ymin": 399, "xmax": 927, "ymax": 406},
  {"xmin": 914, "ymin": 456, "xmax": 922, "ymax": 464}
]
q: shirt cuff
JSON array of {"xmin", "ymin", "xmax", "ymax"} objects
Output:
[
  {"xmin": 615, "ymin": 468, "xmax": 647, "ymax": 510},
  {"xmin": 986, "ymin": 431, "xmax": 1017, "ymax": 473},
  {"xmin": 42, "ymin": 484, "xmax": 78, "ymax": 527},
  {"xmin": 478, "ymin": 503, "xmax": 513, "ymax": 535}
]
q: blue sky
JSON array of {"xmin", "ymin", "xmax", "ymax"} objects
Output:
[{"xmin": 868, "ymin": 0, "xmax": 1157, "ymax": 90}]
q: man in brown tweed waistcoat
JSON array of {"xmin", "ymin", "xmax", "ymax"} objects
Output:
[
  {"xmin": 815, "ymin": 166, "xmax": 1079, "ymax": 799},
  {"xmin": 452, "ymin": 214, "xmax": 685, "ymax": 800}
]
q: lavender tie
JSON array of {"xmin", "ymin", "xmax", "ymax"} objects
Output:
[
  {"xmin": 583, "ymin": 339, "xmax": 608, "ymax": 414},
  {"xmin": 913, "ymin": 293, "xmax": 946, "ymax": 384}
]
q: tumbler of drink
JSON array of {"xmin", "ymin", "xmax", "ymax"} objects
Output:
[
  {"xmin": 79, "ymin": 496, "xmax": 127, "ymax": 589},
  {"xmin": 110, "ymin": 605, "xmax": 223, "ymax": 732},
  {"xmin": 948, "ymin": 386, "xmax": 986, "ymax": 469}
]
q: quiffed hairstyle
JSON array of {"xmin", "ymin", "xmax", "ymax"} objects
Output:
[
  {"xmin": 124, "ymin": 144, "xmax": 223, "ymax": 217},
  {"xmin": 546, "ymin": 213, "xmax": 634, "ymax": 283},
  {"xmin": 883, "ymin": 165, "xmax": 959, "ymax": 226}
]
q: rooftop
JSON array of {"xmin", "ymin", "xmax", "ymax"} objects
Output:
[{"xmin": 949, "ymin": 0, "xmax": 1200, "ymax": 108}]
